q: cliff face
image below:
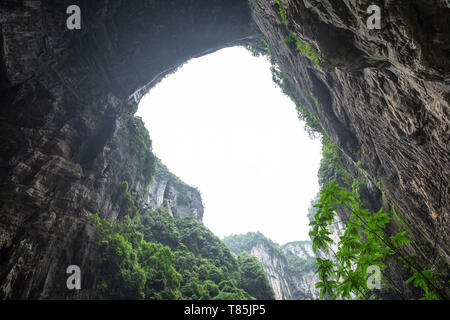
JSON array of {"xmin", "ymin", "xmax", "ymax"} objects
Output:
[
  {"xmin": 0, "ymin": 0, "xmax": 448, "ymax": 299},
  {"xmin": 282, "ymin": 241, "xmax": 319, "ymax": 300},
  {"xmin": 251, "ymin": 0, "xmax": 449, "ymax": 281},
  {"xmin": 143, "ymin": 161, "xmax": 203, "ymax": 221},
  {"xmin": 249, "ymin": 242, "xmax": 292, "ymax": 300},
  {"xmin": 283, "ymin": 241, "xmax": 314, "ymax": 259},
  {"xmin": 224, "ymin": 232, "xmax": 345, "ymax": 300}
]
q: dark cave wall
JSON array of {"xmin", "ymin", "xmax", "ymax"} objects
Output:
[
  {"xmin": 0, "ymin": 0, "xmax": 257, "ymax": 299},
  {"xmin": 0, "ymin": 0, "xmax": 448, "ymax": 299}
]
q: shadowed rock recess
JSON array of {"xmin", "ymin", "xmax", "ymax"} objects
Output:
[{"xmin": 0, "ymin": 0, "xmax": 448, "ymax": 299}]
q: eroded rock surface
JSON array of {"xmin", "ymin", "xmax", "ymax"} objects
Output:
[
  {"xmin": 0, "ymin": 0, "xmax": 255, "ymax": 299},
  {"xmin": 143, "ymin": 160, "xmax": 203, "ymax": 220},
  {"xmin": 252, "ymin": 0, "xmax": 449, "ymax": 294},
  {"xmin": 0, "ymin": 0, "xmax": 448, "ymax": 299}
]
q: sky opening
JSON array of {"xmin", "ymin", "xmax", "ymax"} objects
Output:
[{"xmin": 137, "ymin": 46, "xmax": 322, "ymax": 245}]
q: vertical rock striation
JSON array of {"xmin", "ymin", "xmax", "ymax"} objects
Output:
[
  {"xmin": 251, "ymin": 0, "xmax": 449, "ymax": 294},
  {"xmin": 143, "ymin": 160, "xmax": 204, "ymax": 221},
  {"xmin": 249, "ymin": 242, "xmax": 292, "ymax": 300}
]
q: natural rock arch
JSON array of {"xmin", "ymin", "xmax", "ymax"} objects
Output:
[{"xmin": 0, "ymin": 0, "xmax": 448, "ymax": 299}]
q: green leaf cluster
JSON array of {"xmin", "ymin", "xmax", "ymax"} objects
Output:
[
  {"xmin": 284, "ymin": 33, "xmax": 322, "ymax": 71},
  {"xmin": 275, "ymin": 0, "xmax": 288, "ymax": 25},
  {"xmin": 92, "ymin": 205, "xmax": 275, "ymax": 300},
  {"xmin": 91, "ymin": 212, "xmax": 181, "ymax": 299},
  {"xmin": 136, "ymin": 208, "xmax": 272, "ymax": 300},
  {"xmin": 224, "ymin": 232, "xmax": 317, "ymax": 295},
  {"xmin": 224, "ymin": 231, "xmax": 284, "ymax": 259},
  {"xmin": 286, "ymin": 255, "xmax": 317, "ymax": 276},
  {"xmin": 252, "ymin": 2, "xmax": 262, "ymax": 14},
  {"xmin": 309, "ymin": 181, "xmax": 441, "ymax": 300},
  {"xmin": 317, "ymin": 135, "xmax": 353, "ymax": 189},
  {"xmin": 114, "ymin": 181, "xmax": 139, "ymax": 218},
  {"xmin": 405, "ymin": 269, "xmax": 439, "ymax": 300},
  {"xmin": 126, "ymin": 116, "xmax": 157, "ymax": 186},
  {"xmin": 237, "ymin": 252, "xmax": 275, "ymax": 300}
]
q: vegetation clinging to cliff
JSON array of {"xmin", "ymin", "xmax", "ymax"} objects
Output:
[
  {"xmin": 224, "ymin": 232, "xmax": 317, "ymax": 288},
  {"xmin": 137, "ymin": 207, "xmax": 271, "ymax": 300},
  {"xmin": 224, "ymin": 231, "xmax": 284, "ymax": 259},
  {"xmin": 237, "ymin": 252, "xmax": 276, "ymax": 300},
  {"xmin": 126, "ymin": 115, "xmax": 157, "ymax": 185},
  {"xmin": 309, "ymin": 182, "xmax": 443, "ymax": 300},
  {"xmin": 91, "ymin": 212, "xmax": 181, "ymax": 299},
  {"xmin": 317, "ymin": 135, "xmax": 352, "ymax": 189},
  {"xmin": 284, "ymin": 33, "xmax": 322, "ymax": 72},
  {"xmin": 275, "ymin": 0, "xmax": 288, "ymax": 25},
  {"xmin": 286, "ymin": 255, "xmax": 316, "ymax": 276},
  {"xmin": 92, "ymin": 193, "xmax": 275, "ymax": 300}
]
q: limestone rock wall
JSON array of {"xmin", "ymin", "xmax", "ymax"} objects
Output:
[
  {"xmin": 143, "ymin": 161, "xmax": 204, "ymax": 221},
  {"xmin": 0, "ymin": 0, "xmax": 255, "ymax": 299},
  {"xmin": 0, "ymin": 0, "xmax": 448, "ymax": 299},
  {"xmin": 252, "ymin": 0, "xmax": 449, "ymax": 291}
]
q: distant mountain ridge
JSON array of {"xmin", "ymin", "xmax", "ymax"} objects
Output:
[{"xmin": 224, "ymin": 232, "xmax": 323, "ymax": 300}]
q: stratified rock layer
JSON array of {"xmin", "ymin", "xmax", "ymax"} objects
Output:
[{"xmin": 143, "ymin": 160, "xmax": 204, "ymax": 221}]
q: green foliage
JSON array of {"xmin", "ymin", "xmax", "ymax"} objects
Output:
[
  {"xmin": 224, "ymin": 232, "xmax": 284, "ymax": 259},
  {"xmin": 405, "ymin": 269, "xmax": 440, "ymax": 300},
  {"xmin": 237, "ymin": 252, "xmax": 275, "ymax": 300},
  {"xmin": 126, "ymin": 116, "xmax": 157, "ymax": 185},
  {"xmin": 135, "ymin": 208, "xmax": 261, "ymax": 300},
  {"xmin": 212, "ymin": 280, "xmax": 255, "ymax": 300},
  {"xmin": 252, "ymin": 2, "xmax": 262, "ymax": 13},
  {"xmin": 286, "ymin": 255, "xmax": 317, "ymax": 275},
  {"xmin": 224, "ymin": 232, "xmax": 317, "ymax": 298},
  {"xmin": 114, "ymin": 181, "xmax": 139, "ymax": 218},
  {"xmin": 176, "ymin": 192, "xmax": 190, "ymax": 206},
  {"xmin": 351, "ymin": 178, "xmax": 373, "ymax": 210},
  {"xmin": 317, "ymin": 135, "xmax": 353, "ymax": 189},
  {"xmin": 91, "ymin": 212, "xmax": 181, "ymax": 299},
  {"xmin": 295, "ymin": 100, "xmax": 324, "ymax": 138},
  {"xmin": 136, "ymin": 206, "xmax": 180, "ymax": 248},
  {"xmin": 307, "ymin": 194, "xmax": 320, "ymax": 223},
  {"xmin": 92, "ymin": 205, "xmax": 270, "ymax": 300},
  {"xmin": 275, "ymin": 0, "xmax": 288, "ymax": 25},
  {"xmin": 127, "ymin": 100, "xmax": 139, "ymax": 114},
  {"xmin": 247, "ymin": 12, "xmax": 324, "ymax": 138},
  {"xmin": 389, "ymin": 232, "xmax": 411, "ymax": 249},
  {"xmin": 260, "ymin": 38, "xmax": 276, "ymax": 65},
  {"xmin": 244, "ymin": 44, "xmax": 265, "ymax": 58},
  {"xmin": 284, "ymin": 33, "xmax": 322, "ymax": 71},
  {"xmin": 375, "ymin": 180, "xmax": 382, "ymax": 191},
  {"xmin": 265, "ymin": 48, "xmax": 323, "ymax": 137},
  {"xmin": 309, "ymin": 181, "xmax": 442, "ymax": 300},
  {"xmin": 305, "ymin": 87, "xmax": 320, "ymax": 111}
]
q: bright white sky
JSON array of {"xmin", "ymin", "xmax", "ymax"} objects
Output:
[{"xmin": 137, "ymin": 46, "xmax": 322, "ymax": 245}]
